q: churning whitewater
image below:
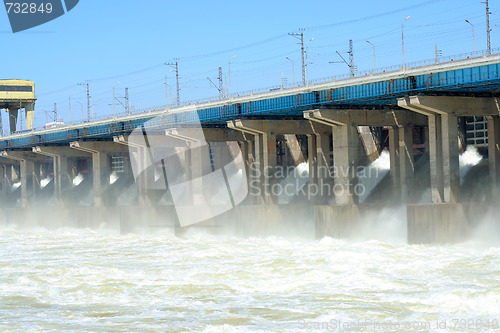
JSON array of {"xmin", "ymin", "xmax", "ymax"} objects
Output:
[
  {"xmin": 0, "ymin": 147, "xmax": 498, "ymax": 332},
  {"xmin": 1, "ymin": 226, "xmax": 500, "ymax": 332}
]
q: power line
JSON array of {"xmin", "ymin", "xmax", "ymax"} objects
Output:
[{"xmin": 303, "ymin": 0, "xmax": 447, "ymax": 32}]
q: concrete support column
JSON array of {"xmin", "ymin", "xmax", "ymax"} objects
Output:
[
  {"xmin": 388, "ymin": 127, "xmax": 401, "ymax": 202},
  {"xmin": 332, "ymin": 124, "xmax": 359, "ymax": 205},
  {"xmin": 284, "ymin": 134, "xmax": 305, "ymax": 166},
  {"xmin": 25, "ymin": 103, "xmax": 35, "ymax": 130},
  {"xmin": 240, "ymin": 140, "xmax": 249, "ymax": 173},
  {"xmin": 59, "ymin": 156, "xmax": 70, "ymax": 198},
  {"xmin": 265, "ymin": 133, "xmax": 277, "ymax": 169},
  {"xmin": 441, "ymin": 113, "xmax": 460, "ymax": 203},
  {"xmin": 307, "ymin": 134, "xmax": 317, "ymax": 186},
  {"xmin": 31, "ymin": 161, "xmax": 40, "ymax": 198},
  {"xmin": 227, "ymin": 122, "xmax": 269, "ymax": 204},
  {"xmin": 4, "ymin": 165, "xmax": 12, "ymax": 194},
  {"xmin": 91, "ymin": 151, "xmax": 104, "ymax": 207},
  {"xmin": 399, "ymin": 126, "xmax": 415, "ymax": 203},
  {"xmin": 113, "ymin": 135, "xmax": 149, "ymax": 206},
  {"xmin": 98, "ymin": 152, "xmax": 111, "ymax": 206},
  {"xmin": 316, "ymin": 132, "xmax": 331, "ymax": 174},
  {"xmin": 487, "ymin": 115, "xmax": 500, "ymax": 199},
  {"xmin": 253, "ymin": 133, "xmax": 268, "ymax": 204},
  {"xmin": 244, "ymin": 139, "xmax": 255, "ymax": 184},
  {"xmin": 9, "ymin": 109, "xmax": 18, "ymax": 133},
  {"xmin": 0, "ymin": 165, "xmax": 5, "ymax": 199},
  {"xmin": 428, "ymin": 114, "xmax": 444, "ymax": 203},
  {"xmin": 19, "ymin": 159, "xmax": 28, "ymax": 207}
]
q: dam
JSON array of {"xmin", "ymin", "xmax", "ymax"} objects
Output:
[{"xmin": 1, "ymin": 54, "xmax": 499, "ymax": 244}]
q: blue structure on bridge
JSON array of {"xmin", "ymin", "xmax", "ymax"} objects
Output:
[{"xmin": 1, "ymin": 55, "xmax": 500, "ymax": 149}]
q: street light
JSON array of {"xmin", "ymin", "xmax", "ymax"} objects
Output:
[
  {"xmin": 112, "ymin": 81, "xmax": 120, "ymax": 118},
  {"xmin": 402, "ymin": 16, "xmax": 410, "ymax": 70},
  {"xmin": 228, "ymin": 55, "xmax": 237, "ymax": 98},
  {"xmin": 465, "ymin": 20, "xmax": 476, "ymax": 56},
  {"xmin": 305, "ymin": 38, "xmax": 314, "ymax": 85},
  {"xmin": 366, "ymin": 40, "xmax": 376, "ymax": 73},
  {"xmin": 285, "ymin": 57, "xmax": 295, "ymax": 86}
]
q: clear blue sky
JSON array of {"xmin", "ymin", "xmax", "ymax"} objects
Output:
[{"xmin": 1, "ymin": 0, "xmax": 499, "ymax": 130}]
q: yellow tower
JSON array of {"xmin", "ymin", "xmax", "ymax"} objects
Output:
[{"xmin": 0, "ymin": 80, "xmax": 36, "ymax": 133}]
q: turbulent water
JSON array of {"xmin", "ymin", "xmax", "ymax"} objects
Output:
[
  {"xmin": 1, "ymin": 223, "xmax": 500, "ymax": 332},
  {"xmin": 0, "ymin": 146, "xmax": 497, "ymax": 332}
]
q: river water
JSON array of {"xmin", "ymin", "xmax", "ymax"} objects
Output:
[
  {"xmin": 1, "ymin": 222, "xmax": 500, "ymax": 332},
  {"xmin": 1, "ymin": 148, "xmax": 498, "ymax": 332}
]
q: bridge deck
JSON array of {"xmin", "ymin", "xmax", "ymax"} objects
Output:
[{"xmin": 2, "ymin": 54, "xmax": 500, "ymax": 149}]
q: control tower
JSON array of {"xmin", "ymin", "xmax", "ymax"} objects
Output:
[{"xmin": 0, "ymin": 80, "xmax": 36, "ymax": 133}]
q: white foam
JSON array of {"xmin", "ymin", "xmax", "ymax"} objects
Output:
[
  {"xmin": 459, "ymin": 145, "xmax": 483, "ymax": 184},
  {"xmin": 359, "ymin": 150, "xmax": 391, "ymax": 203},
  {"xmin": 72, "ymin": 173, "xmax": 84, "ymax": 187},
  {"xmin": 277, "ymin": 162, "xmax": 309, "ymax": 204},
  {"xmin": 40, "ymin": 177, "xmax": 52, "ymax": 189},
  {"xmin": 110, "ymin": 171, "xmax": 120, "ymax": 185}
]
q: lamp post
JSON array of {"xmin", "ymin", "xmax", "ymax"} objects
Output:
[
  {"xmin": 465, "ymin": 20, "xmax": 476, "ymax": 56},
  {"xmin": 228, "ymin": 55, "xmax": 236, "ymax": 98},
  {"xmin": 366, "ymin": 40, "xmax": 376, "ymax": 73},
  {"xmin": 285, "ymin": 57, "xmax": 295, "ymax": 86},
  {"xmin": 402, "ymin": 16, "xmax": 410, "ymax": 70}
]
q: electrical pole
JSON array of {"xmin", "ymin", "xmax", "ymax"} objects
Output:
[
  {"xmin": 175, "ymin": 61, "xmax": 180, "ymax": 106},
  {"xmin": 78, "ymin": 81, "xmax": 91, "ymax": 121},
  {"xmin": 166, "ymin": 61, "xmax": 180, "ymax": 106},
  {"xmin": 125, "ymin": 88, "xmax": 130, "ymax": 114},
  {"xmin": 218, "ymin": 66, "xmax": 224, "ymax": 99},
  {"xmin": 289, "ymin": 31, "xmax": 306, "ymax": 85},
  {"xmin": 484, "ymin": 0, "xmax": 491, "ymax": 55},
  {"xmin": 348, "ymin": 40, "xmax": 354, "ymax": 77}
]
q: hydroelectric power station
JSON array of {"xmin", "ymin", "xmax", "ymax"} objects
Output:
[{"xmin": 1, "ymin": 54, "xmax": 499, "ymax": 244}]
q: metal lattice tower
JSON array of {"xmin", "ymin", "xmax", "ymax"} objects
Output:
[
  {"xmin": 175, "ymin": 61, "xmax": 180, "ymax": 106},
  {"xmin": 78, "ymin": 81, "xmax": 91, "ymax": 121},
  {"xmin": 485, "ymin": 0, "xmax": 491, "ymax": 55},
  {"xmin": 289, "ymin": 31, "xmax": 306, "ymax": 86},
  {"xmin": 166, "ymin": 61, "xmax": 180, "ymax": 106},
  {"xmin": 125, "ymin": 88, "xmax": 129, "ymax": 114},
  {"xmin": 349, "ymin": 40, "xmax": 354, "ymax": 77},
  {"xmin": 218, "ymin": 67, "xmax": 224, "ymax": 99}
]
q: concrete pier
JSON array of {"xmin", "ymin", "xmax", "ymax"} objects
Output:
[{"xmin": 398, "ymin": 96, "xmax": 500, "ymax": 243}]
